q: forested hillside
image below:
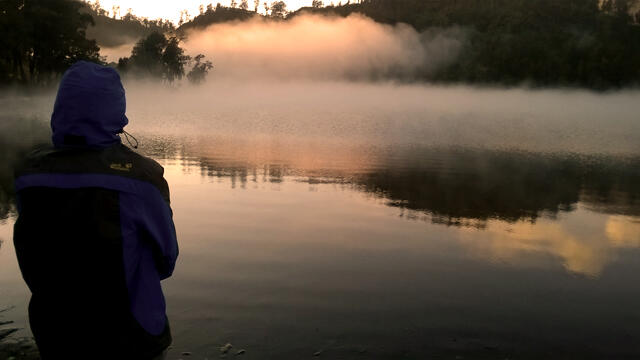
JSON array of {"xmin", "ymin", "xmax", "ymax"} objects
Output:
[
  {"xmin": 177, "ymin": 4, "xmax": 258, "ymax": 33},
  {"xmin": 1, "ymin": 0, "xmax": 639, "ymax": 88},
  {"xmin": 82, "ymin": 2, "xmax": 175, "ymax": 47},
  {"xmin": 289, "ymin": 0, "xmax": 640, "ymax": 88},
  {"xmin": 0, "ymin": 0, "xmax": 100, "ymax": 84}
]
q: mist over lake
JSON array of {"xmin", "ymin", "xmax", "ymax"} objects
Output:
[
  {"xmin": 2, "ymin": 0, "xmax": 640, "ymax": 357},
  {"xmin": 2, "ymin": 80, "xmax": 640, "ymax": 358}
]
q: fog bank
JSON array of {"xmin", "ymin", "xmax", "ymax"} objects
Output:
[
  {"xmin": 3, "ymin": 81, "xmax": 640, "ymax": 156},
  {"xmin": 182, "ymin": 14, "xmax": 466, "ymax": 80},
  {"xmin": 120, "ymin": 81, "xmax": 640, "ymax": 155}
]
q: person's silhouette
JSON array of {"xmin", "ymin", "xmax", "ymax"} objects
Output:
[{"xmin": 13, "ymin": 61, "xmax": 178, "ymax": 360}]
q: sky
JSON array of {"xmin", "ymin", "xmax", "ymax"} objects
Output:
[{"xmin": 86, "ymin": 0, "xmax": 315, "ymax": 23}]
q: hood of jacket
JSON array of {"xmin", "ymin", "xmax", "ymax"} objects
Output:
[{"xmin": 51, "ymin": 61, "xmax": 128, "ymax": 148}]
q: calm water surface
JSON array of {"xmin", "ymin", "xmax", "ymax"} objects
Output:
[{"xmin": 1, "ymin": 84, "xmax": 640, "ymax": 359}]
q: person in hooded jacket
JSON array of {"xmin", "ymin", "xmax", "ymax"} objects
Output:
[{"xmin": 13, "ymin": 61, "xmax": 178, "ymax": 359}]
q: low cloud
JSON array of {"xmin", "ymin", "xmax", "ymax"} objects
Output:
[
  {"xmin": 182, "ymin": 14, "xmax": 466, "ymax": 80},
  {"xmin": 99, "ymin": 43, "xmax": 136, "ymax": 63}
]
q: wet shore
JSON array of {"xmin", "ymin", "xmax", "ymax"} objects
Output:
[{"xmin": 0, "ymin": 308, "xmax": 38, "ymax": 360}]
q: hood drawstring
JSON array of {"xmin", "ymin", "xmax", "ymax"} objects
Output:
[{"xmin": 120, "ymin": 130, "xmax": 139, "ymax": 149}]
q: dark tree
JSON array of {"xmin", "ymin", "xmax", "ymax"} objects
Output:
[
  {"xmin": 116, "ymin": 57, "xmax": 130, "ymax": 73},
  {"xmin": 121, "ymin": 32, "xmax": 190, "ymax": 83},
  {"xmin": 128, "ymin": 31, "xmax": 167, "ymax": 77},
  {"xmin": 187, "ymin": 54, "xmax": 214, "ymax": 85},
  {"xmin": 163, "ymin": 37, "xmax": 191, "ymax": 83},
  {"xmin": 0, "ymin": 0, "xmax": 101, "ymax": 85},
  {"xmin": 270, "ymin": 1, "xmax": 287, "ymax": 17}
]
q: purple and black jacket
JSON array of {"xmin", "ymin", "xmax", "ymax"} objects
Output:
[{"xmin": 13, "ymin": 62, "xmax": 178, "ymax": 359}]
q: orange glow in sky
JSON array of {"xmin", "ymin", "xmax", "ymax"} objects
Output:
[{"xmin": 86, "ymin": 0, "xmax": 314, "ymax": 23}]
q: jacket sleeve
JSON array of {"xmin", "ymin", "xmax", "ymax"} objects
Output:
[{"xmin": 139, "ymin": 180, "xmax": 179, "ymax": 280}]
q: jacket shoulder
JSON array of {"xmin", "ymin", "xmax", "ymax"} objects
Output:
[
  {"xmin": 15, "ymin": 144, "xmax": 171, "ymax": 203},
  {"xmin": 116, "ymin": 146, "xmax": 171, "ymax": 203},
  {"xmin": 116, "ymin": 145, "xmax": 165, "ymax": 181}
]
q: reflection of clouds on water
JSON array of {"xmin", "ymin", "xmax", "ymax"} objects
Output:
[
  {"xmin": 2, "ymin": 85, "xmax": 640, "ymax": 279},
  {"xmin": 606, "ymin": 216, "xmax": 640, "ymax": 248},
  {"xmin": 2, "ymin": 122, "xmax": 639, "ymax": 278},
  {"xmin": 141, "ymin": 137, "xmax": 640, "ymax": 277},
  {"xmin": 141, "ymin": 135, "xmax": 640, "ymax": 222},
  {"xmin": 457, "ymin": 210, "xmax": 640, "ymax": 277}
]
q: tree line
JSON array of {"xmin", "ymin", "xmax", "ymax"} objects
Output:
[
  {"xmin": 85, "ymin": 0, "xmax": 176, "ymax": 48},
  {"xmin": 177, "ymin": 1, "xmax": 289, "ymax": 33},
  {"xmin": 290, "ymin": 0, "xmax": 640, "ymax": 88},
  {"xmin": 0, "ymin": 0, "xmax": 213, "ymax": 87},
  {"xmin": 173, "ymin": 0, "xmax": 640, "ymax": 88},
  {"xmin": 115, "ymin": 32, "xmax": 213, "ymax": 84},
  {"xmin": 0, "ymin": 0, "xmax": 100, "ymax": 85},
  {"xmin": 1, "ymin": 0, "xmax": 639, "ymax": 88}
]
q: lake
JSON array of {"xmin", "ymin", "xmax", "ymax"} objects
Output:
[{"xmin": 1, "ymin": 82, "xmax": 640, "ymax": 359}]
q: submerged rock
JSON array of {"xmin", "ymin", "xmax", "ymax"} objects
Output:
[
  {"xmin": 0, "ymin": 328, "xmax": 19, "ymax": 341},
  {"xmin": 220, "ymin": 343, "xmax": 233, "ymax": 354}
]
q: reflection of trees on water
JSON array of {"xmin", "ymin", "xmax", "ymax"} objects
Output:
[
  {"xmin": 2, "ymin": 133, "xmax": 639, "ymax": 226},
  {"xmin": 140, "ymin": 136, "xmax": 300, "ymax": 187},
  {"xmin": 359, "ymin": 152, "xmax": 580, "ymax": 225},
  {"xmin": 141, "ymin": 137, "xmax": 640, "ymax": 226},
  {"xmin": 358, "ymin": 150, "xmax": 640, "ymax": 225}
]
